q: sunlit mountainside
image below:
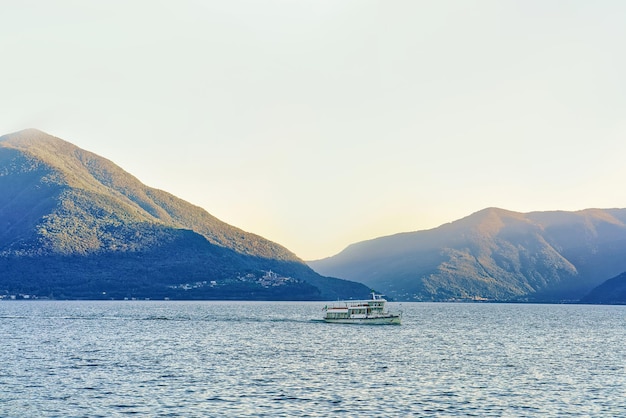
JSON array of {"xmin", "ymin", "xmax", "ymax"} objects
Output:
[
  {"xmin": 0, "ymin": 129, "xmax": 370, "ymax": 300},
  {"xmin": 309, "ymin": 207, "xmax": 626, "ymax": 303}
]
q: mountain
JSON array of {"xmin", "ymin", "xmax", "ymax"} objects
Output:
[
  {"xmin": 581, "ymin": 272, "xmax": 626, "ymax": 304},
  {"xmin": 308, "ymin": 207, "xmax": 626, "ymax": 302},
  {"xmin": 0, "ymin": 129, "xmax": 369, "ymax": 300}
]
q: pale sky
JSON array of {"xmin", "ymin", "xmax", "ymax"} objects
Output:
[{"xmin": 2, "ymin": 1, "xmax": 626, "ymax": 260}]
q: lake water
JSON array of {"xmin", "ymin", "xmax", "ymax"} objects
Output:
[{"xmin": 0, "ymin": 301, "xmax": 624, "ymax": 417}]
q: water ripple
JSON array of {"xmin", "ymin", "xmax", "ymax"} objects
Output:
[{"xmin": 0, "ymin": 301, "xmax": 625, "ymax": 417}]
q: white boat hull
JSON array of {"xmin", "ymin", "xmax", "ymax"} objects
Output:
[
  {"xmin": 323, "ymin": 315, "xmax": 401, "ymax": 325},
  {"xmin": 322, "ymin": 293, "xmax": 401, "ymax": 325}
]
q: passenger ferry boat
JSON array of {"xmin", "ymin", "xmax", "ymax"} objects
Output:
[{"xmin": 322, "ymin": 293, "xmax": 401, "ymax": 325}]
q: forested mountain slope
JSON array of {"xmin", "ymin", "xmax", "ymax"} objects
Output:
[
  {"xmin": 309, "ymin": 207, "xmax": 626, "ymax": 302},
  {"xmin": 0, "ymin": 129, "xmax": 369, "ymax": 300}
]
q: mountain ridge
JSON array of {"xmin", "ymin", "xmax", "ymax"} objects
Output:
[
  {"xmin": 1, "ymin": 129, "xmax": 291, "ymax": 258},
  {"xmin": 0, "ymin": 129, "xmax": 369, "ymax": 300},
  {"xmin": 309, "ymin": 207, "xmax": 626, "ymax": 302},
  {"xmin": 581, "ymin": 272, "xmax": 626, "ymax": 304}
]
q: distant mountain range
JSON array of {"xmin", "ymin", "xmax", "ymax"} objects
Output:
[
  {"xmin": 309, "ymin": 207, "xmax": 626, "ymax": 303},
  {"xmin": 0, "ymin": 129, "xmax": 370, "ymax": 300},
  {"xmin": 3, "ymin": 129, "xmax": 624, "ymax": 304}
]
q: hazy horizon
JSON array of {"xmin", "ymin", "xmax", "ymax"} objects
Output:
[{"xmin": 2, "ymin": 1, "xmax": 626, "ymax": 259}]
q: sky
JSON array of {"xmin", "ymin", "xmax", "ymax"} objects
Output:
[{"xmin": 2, "ymin": 1, "xmax": 626, "ymax": 260}]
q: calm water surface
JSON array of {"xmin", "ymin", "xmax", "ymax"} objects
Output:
[{"xmin": 0, "ymin": 301, "xmax": 624, "ymax": 417}]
